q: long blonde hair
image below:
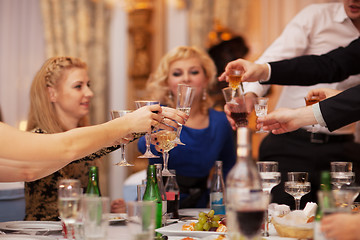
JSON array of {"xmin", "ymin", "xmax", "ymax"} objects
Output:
[
  {"xmin": 26, "ymin": 56, "xmax": 88, "ymax": 133},
  {"xmin": 146, "ymin": 46, "xmax": 217, "ymax": 114}
]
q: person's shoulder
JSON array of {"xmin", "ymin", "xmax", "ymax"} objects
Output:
[
  {"xmin": 296, "ymin": 3, "xmax": 342, "ymax": 17},
  {"xmin": 209, "ymin": 109, "xmax": 230, "ymax": 124}
]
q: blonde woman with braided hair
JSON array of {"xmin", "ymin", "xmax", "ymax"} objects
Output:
[
  {"xmin": 23, "ymin": 56, "xmax": 185, "ymax": 220},
  {"xmin": 138, "ymin": 46, "xmax": 236, "ymax": 208}
]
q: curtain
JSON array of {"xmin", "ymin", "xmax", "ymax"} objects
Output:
[{"xmin": 40, "ymin": 0, "xmax": 112, "ymax": 125}]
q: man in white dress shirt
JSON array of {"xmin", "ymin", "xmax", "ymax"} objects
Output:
[{"xmin": 243, "ymin": 0, "xmax": 360, "ymax": 208}]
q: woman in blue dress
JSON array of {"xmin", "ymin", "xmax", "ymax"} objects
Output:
[{"xmin": 138, "ymin": 46, "xmax": 236, "ymax": 208}]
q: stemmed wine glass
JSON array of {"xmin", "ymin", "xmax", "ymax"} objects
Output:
[
  {"xmin": 173, "ymin": 84, "xmax": 196, "ymax": 145},
  {"xmin": 254, "ymin": 97, "xmax": 269, "ymax": 133},
  {"xmin": 330, "ymin": 162, "xmax": 355, "ymax": 190},
  {"xmin": 155, "ymin": 129, "xmax": 177, "ymax": 176},
  {"xmin": 110, "ymin": 110, "xmax": 134, "ymax": 166},
  {"xmin": 134, "ymin": 100, "xmax": 160, "ymax": 158},
  {"xmin": 228, "ymin": 69, "xmax": 244, "ymax": 97},
  {"xmin": 257, "ymin": 161, "xmax": 281, "ymax": 237},
  {"xmin": 58, "ymin": 179, "xmax": 82, "ymax": 240},
  {"xmin": 228, "ymin": 191, "xmax": 269, "ymax": 240},
  {"xmin": 222, "ymin": 86, "xmax": 248, "ymax": 127},
  {"xmin": 284, "ymin": 172, "xmax": 311, "ymax": 210}
]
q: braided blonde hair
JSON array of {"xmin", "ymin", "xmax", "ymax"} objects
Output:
[{"xmin": 27, "ymin": 56, "xmax": 88, "ymax": 133}]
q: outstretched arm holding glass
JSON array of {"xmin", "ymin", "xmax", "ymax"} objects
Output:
[{"xmin": 0, "ymin": 105, "xmax": 187, "ymax": 182}]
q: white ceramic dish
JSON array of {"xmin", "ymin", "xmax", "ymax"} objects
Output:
[
  {"xmin": 0, "ymin": 221, "xmax": 62, "ymax": 235},
  {"xmin": 108, "ymin": 213, "xmax": 127, "ymax": 224},
  {"xmin": 0, "ymin": 235, "xmax": 56, "ymax": 240},
  {"xmin": 156, "ymin": 221, "xmax": 225, "ymax": 238}
]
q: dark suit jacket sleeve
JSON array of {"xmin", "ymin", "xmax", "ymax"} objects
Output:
[
  {"xmin": 319, "ymin": 85, "xmax": 360, "ymax": 132},
  {"xmin": 266, "ymin": 37, "xmax": 360, "ymax": 86}
]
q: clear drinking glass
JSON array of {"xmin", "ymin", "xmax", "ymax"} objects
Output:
[
  {"xmin": 155, "ymin": 129, "xmax": 177, "ymax": 177},
  {"xmin": 173, "ymin": 84, "xmax": 196, "ymax": 145},
  {"xmin": 127, "ymin": 201, "xmax": 156, "ymax": 240},
  {"xmin": 254, "ymin": 97, "xmax": 269, "ymax": 133},
  {"xmin": 257, "ymin": 161, "xmax": 281, "ymax": 237},
  {"xmin": 110, "ymin": 110, "xmax": 134, "ymax": 166},
  {"xmin": 228, "ymin": 69, "xmax": 244, "ymax": 94},
  {"xmin": 135, "ymin": 100, "xmax": 160, "ymax": 158},
  {"xmin": 58, "ymin": 179, "xmax": 82, "ymax": 240},
  {"xmin": 222, "ymin": 86, "xmax": 248, "ymax": 127},
  {"xmin": 284, "ymin": 172, "xmax": 311, "ymax": 210},
  {"xmin": 330, "ymin": 162, "xmax": 355, "ymax": 190}
]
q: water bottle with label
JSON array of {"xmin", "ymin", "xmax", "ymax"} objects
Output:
[{"xmin": 210, "ymin": 161, "xmax": 226, "ymax": 215}]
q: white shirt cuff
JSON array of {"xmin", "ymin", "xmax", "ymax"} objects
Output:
[
  {"xmin": 312, "ymin": 103, "xmax": 326, "ymax": 127},
  {"xmin": 259, "ymin": 63, "xmax": 271, "ymax": 83}
]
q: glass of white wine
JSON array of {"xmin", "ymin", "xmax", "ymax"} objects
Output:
[
  {"xmin": 58, "ymin": 179, "xmax": 82, "ymax": 240},
  {"xmin": 110, "ymin": 110, "xmax": 134, "ymax": 166},
  {"xmin": 257, "ymin": 161, "xmax": 281, "ymax": 237},
  {"xmin": 173, "ymin": 84, "xmax": 196, "ymax": 145},
  {"xmin": 155, "ymin": 129, "xmax": 177, "ymax": 177},
  {"xmin": 285, "ymin": 172, "xmax": 311, "ymax": 210}
]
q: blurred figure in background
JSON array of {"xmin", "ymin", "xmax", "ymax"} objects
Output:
[{"xmin": 138, "ymin": 46, "xmax": 236, "ymax": 208}]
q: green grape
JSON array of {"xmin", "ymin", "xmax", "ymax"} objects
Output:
[
  {"xmin": 213, "ymin": 215, "xmax": 221, "ymax": 222},
  {"xmin": 198, "ymin": 212, "xmax": 206, "ymax": 218},
  {"xmin": 208, "ymin": 210, "xmax": 215, "ymax": 218},
  {"xmin": 194, "ymin": 222, "xmax": 203, "ymax": 231},
  {"xmin": 211, "ymin": 221, "xmax": 219, "ymax": 228},
  {"xmin": 199, "ymin": 216, "xmax": 207, "ymax": 224},
  {"xmin": 203, "ymin": 222, "xmax": 211, "ymax": 231}
]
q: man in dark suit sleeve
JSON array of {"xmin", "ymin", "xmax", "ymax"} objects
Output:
[{"xmin": 219, "ymin": 37, "xmax": 360, "ymax": 132}]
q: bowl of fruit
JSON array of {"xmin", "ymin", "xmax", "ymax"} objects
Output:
[{"xmin": 182, "ymin": 210, "xmax": 227, "ymax": 233}]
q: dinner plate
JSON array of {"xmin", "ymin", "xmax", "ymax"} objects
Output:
[
  {"xmin": 0, "ymin": 235, "xmax": 57, "ymax": 240},
  {"xmin": 156, "ymin": 221, "xmax": 225, "ymax": 238},
  {"xmin": 108, "ymin": 213, "xmax": 127, "ymax": 225},
  {"xmin": 178, "ymin": 209, "xmax": 210, "ymax": 218},
  {"xmin": 0, "ymin": 221, "xmax": 62, "ymax": 235}
]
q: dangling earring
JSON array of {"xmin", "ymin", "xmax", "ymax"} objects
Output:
[{"xmin": 202, "ymin": 89, "xmax": 207, "ymax": 101}]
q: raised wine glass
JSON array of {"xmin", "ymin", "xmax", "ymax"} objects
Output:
[
  {"xmin": 110, "ymin": 110, "xmax": 134, "ymax": 166},
  {"xmin": 228, "ymin": 69, "xmax": 244, "ymax": 97},
  {"xmin": 222, "ymin": 87, "xmax": 248, "ymax": 127},
  {"xmin": 155, "ymin": 129, "xmax": 177, "ymax": 177},
  {"xmin": 285, "ymin": 172, "xmax": 311, "ymax": 210},
  {"xmin": 330, "ymin": 162, "xmax": 355, "ymax": 190},
  {"xmin": 173, "ymin": 84, "xmax": 196, "ymax": 145},
  {"xmin": 135, "ymin": 100, "xmax": 160, "ymax": 158},
  {"xmin": 254, "ymin": 97, "xmax": 269, "ymax": 133},
  {"xmin": 257, "ymin": 161, "xmax": 281, "ymax": 237},
  {"xmin": 228, "ymin": 191, "xmax": 269, "ymax": 240},
  {"xmin": 58, "ymin": 179, "xmax": 82, "ymax": 240}
]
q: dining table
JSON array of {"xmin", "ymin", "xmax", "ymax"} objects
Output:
[{"xmin": 0, "ymin": 208, "xmax": 301, "ymax": 240}]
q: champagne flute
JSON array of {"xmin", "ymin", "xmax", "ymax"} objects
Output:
[
  {"xmin": 256, "ymin": 161, "xmax": 281, "ymax": 237},
  {"xmin": 110, "ymin": 110, "xmax": 134, "ymax": 166},
  {"xmin": 173, "ymin": 84, "xmax": 196, "ymax": 145},
  {"xmin": 254, "ymin": 97, "xmax": 269, "ymax": 133},
  {"xmin": 155, "ymin": 129, "xmax": 177, "ymax": 177},
  {"xmin": 135, "ymin": 100, "xmax": 160, "ymax": 158},
  {"xmin": 285, "ymin": 172, "xmax": 311, "ymax": 210},
  {"xmin": 330, "ymin": 162, "xmax": 355, "ymax": 190},
  {"xmin": 227, "ymin": 191, "xmax": 269, "ymax": 240},
  {"xmin": 58, "ymin": 179, "xmax": 82, "ymax": 240},
  {"xmin": 222, "ymin": 86, "xmax": 248, "ymax": 127}
]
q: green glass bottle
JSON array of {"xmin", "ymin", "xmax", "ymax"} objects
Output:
[
  {"xmin": 86, "ymin": 166, "xmax": 101, "ymax": 196},
  {"xmin": 143, "ymin": 164, "xmax": 162, "ymax": 229},
  {"xmin": 314, "ymin": 171, "xmax": 331, "ymax": 240}
]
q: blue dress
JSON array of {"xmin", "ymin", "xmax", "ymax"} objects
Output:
[{"xmin": 138, "ymin": 109, "xmax": 236, "ymax": 208}]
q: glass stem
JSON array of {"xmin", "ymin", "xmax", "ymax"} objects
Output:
[
  {"xmin": 120, "ymin": 144, "xmax": 126, "ymax": 163},
  {"xmin": 176, "ymin": 123, "xmax": 183, "ymax": 139},
  {"xmin": 145, "ymin": 133, "xmax": 151, "ymax": 152},
  {"xmin": 163, "ymin": 151, "xmax": 169, "ymax": 172},
  {"xmin": 295, "ymin": 197, "xmax": 301, "ymax": 210}
]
